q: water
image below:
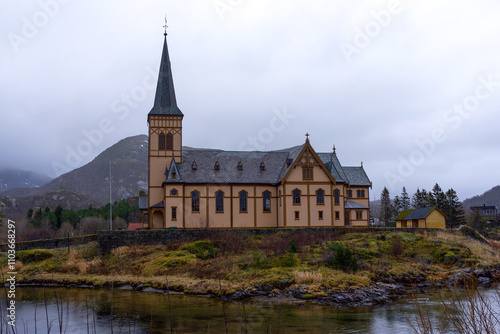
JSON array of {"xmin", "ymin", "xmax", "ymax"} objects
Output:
[{"xmin": 4, "ymin": 286, "xmax": 499, "ymax": 333}]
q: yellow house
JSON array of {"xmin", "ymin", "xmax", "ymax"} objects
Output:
[
  {"xmin": 139, "ymin": 33, "xmax": 372, "ymax": 229},
  {"xmin": 395, "ymin": 207, "xmax": 446, "ymax": 230}
]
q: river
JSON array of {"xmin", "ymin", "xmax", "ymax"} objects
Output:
[{"xmin": 4, "ymin": 286, "xmax": 499, "ymax": 333}]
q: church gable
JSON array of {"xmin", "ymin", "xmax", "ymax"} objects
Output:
[{"xmin": 282, "ymin": 141, "xmax": 335, "ymax": 184}]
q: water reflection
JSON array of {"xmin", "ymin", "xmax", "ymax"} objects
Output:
[{"xmin": 5, "ymin": 287, "xmax": 498, "ymax": 333}]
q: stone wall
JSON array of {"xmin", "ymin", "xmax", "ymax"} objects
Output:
[
  {"xmin": 97, "ymin": 228, "xmax": 440, "ymax": 255},
  {"xmin": 0, "ymin": 235, "xmax": 98, "ymax": 252}
]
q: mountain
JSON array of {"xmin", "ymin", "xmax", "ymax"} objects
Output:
[
  {"xmin": 463, "ymin": 186, "xmax": 500, "ymax": 210},
  {"xmin": 0, "ymin": 168, "xmax": 52, "ymax": 194},
  {"xmin": 0, "ymin": 188, "xmax": 103, "ymax": 218},
  {"xmin": 4, "ymin": 135, "xmax": 149, "ymax": 205}
]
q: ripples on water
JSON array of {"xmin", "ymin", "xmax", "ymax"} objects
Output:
[{"xmin": 5, "ymin": 287, "xmax": 500, "ymax": 333}]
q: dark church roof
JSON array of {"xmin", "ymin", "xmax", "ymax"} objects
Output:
[
  {"xmin": 162, "ymin": 145, "xmax": 371, "ymax": 186},
  {"xmin": 149, "ymin": 36, "xmax": 183, "ymax": 116}
]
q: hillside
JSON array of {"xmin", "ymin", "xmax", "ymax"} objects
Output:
[
  {"xmin": 0, "ymin": 188, "xmax": 103, "ymax": 218},
  {"xmin": 4, "ymin": 135, "xmax": 149, "ymax": 205},
  {"xmin": 0, "ymin": 168, "xmax": 52, "ymax": 193},
  {"xmin": 463, "ymin": 186, "xmax": 500, "ymax": 210}
]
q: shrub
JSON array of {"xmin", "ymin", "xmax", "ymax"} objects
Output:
[
  {"xmin": 326, "ymin": 242, "xmax": 358, "ymax": 273},
  {"xmin": 289, "ymin": 239, "xmax": 298, "ymax": 254},
  {"xmin": 251, "ymin": 251, "xmax": 270, "ymax": 269},
  {"xmin": 391, "ymin": 235, "xmax": 405, "ymax": 257},
  {"xmin": 17, "ymin": 249, "xmax": 55, "ymax": 264},
  {"xmin": 182, "ymin": 241, "xmax": 218, "ymax": 259},
  {"xmin": 280, "ymin": 252, "xmax": 297, "ymax": 267}
]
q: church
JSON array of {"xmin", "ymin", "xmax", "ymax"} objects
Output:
[{"xmin": 139, "ymin": 32, "xmax": 372, "ymax": 229}]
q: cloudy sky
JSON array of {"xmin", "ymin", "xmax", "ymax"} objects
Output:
[{"xmin": 1, "ymin": 0, "xmax": 499, "ymax": 201}]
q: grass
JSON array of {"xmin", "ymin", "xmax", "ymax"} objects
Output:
[{"xmin": 2, "ymin": 231, "xmax": 499, "ymax": 297}]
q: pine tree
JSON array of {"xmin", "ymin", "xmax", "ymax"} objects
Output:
[
  {"xmin": 412, "ymin": 188, "xmax": 429, "ymax": 209},
  {"xmin": 400, "ymin": 187, "xmax": 411, "ymax": 211},
  {"xmin": 380, "ymin": 187, "xmax": 393, "ymax": 225},
  {"xmin": 431, "ymin": 183, "xmax": 447, "ymax": 212},
  {"xmin": 393, "ymin": 195, "xmax": 402, "ymax": 216},
  {"xmin": 445, "ymin": 188, "xmax": 465, "ymax": 229}
]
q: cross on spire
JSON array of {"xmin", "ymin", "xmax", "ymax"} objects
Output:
[
  {"xmin": 163, "ymin": 16, "xmax": 168, "ymax": 36},
  {"xmin": 305, "ymin": 133, "xmax": 310, "ymax": 142}
]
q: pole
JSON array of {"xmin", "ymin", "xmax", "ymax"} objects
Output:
[{"xmin": 110, "ymin": 161, "xmax": 112, "ymax": 231}]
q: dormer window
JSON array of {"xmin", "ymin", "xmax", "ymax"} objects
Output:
[
  {"xmin": 171, "ymin": 172, "xmax": 176, "ymax": 179},
  {"xmin": 215, "ymin": 161, "xmax": 220, "ymax": 171},
  {"xmin": 192, "ymin": 161, "xmax": 197, "ymax": 170},
  {"xmin": 237, "ymin": 161, "xmax": 243, "ymax": 170},
  {"xmin": 260, "ymin": 162, "xmax": 265, "ymax": 171}
]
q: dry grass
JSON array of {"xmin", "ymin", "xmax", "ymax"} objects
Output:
[
  {"xmin": 435, "ymin": 231, "xmax": 499, "ymax": 264},
  {"xmin": 294, "ymin": 271, "xmax": 324, "ymax": 284}
]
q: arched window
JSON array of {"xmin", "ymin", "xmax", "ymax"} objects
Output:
[
  {"xmin": 260, "ymin": 162, "xmax": 266, "ymax": 171},
  {"xmin": 192, "ymin": 191, "xmax": 200, "ymax": 212},
  {"xmin": 316, "ymin": 189, "xmax": 324, "ymax": 205},
  {"xmin": 293, "ymin": 189, "xmax": 301, "ymax": 205},
  {"xmin": 166, "ymin": 133, "xmax": 173, "ymax": 150},
  {"xmin": 334, "ymin": 190, "xmax": 340, "ymax": 205},
  {"xmin": 192, "ymin": 161, "xmax": 197, "ymax": 170},
  {"xmin": 239, "ymin": 191, "xmax": 248, "ymax": 213},
  {"xmin": 159, "ymin": 132, "xmax": 166, "ymax": 150},
  {"xmin": 263, "ymin": 191, "xmax": 271, "ymax": 212},
  {"xmin": 214, "ymin": 161, "xmax": 220, "ymax": 171},
  {"xmin": 216, "ymin": 191, "xmax": 224, "ymax": 212}
]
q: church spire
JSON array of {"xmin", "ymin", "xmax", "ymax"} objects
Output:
[{"xmin": 149, "ymin": 22, "xmax": 183, "ymax": 116}]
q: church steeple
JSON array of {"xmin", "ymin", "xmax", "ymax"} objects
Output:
[{"xmin": 149, "ymin": 29, "xmax": 183, "ymax": 116}]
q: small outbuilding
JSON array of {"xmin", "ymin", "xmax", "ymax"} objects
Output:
[{"xmin": 395, "ymin": 207, "xmax": 446, "ymax": 230}]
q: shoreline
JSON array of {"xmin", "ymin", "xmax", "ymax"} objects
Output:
[{"xmin": 12, "ymin": 266, "xmax": 500, "ymax": 309}]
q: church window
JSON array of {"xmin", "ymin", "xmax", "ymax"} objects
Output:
[
  {"xmin": 192, "ymin": 161, "xmax": 197, "ymax": 170},
  {"xmin": 192, "ymin": 191, "xmax": 200, "ymax": 212},
  {"xmin": 166, "ymin": 133, "xmax": 173, "ymax": 150},
  {"xmin": 239, "ymin": 191, "xmax": 248, "ymax": 213},
  {"xmin": 170, "ymin": 189, "xmax": 178, "ymax": 196},
  {"xmin": 302, "ymin": 167, "xmax": 313, "ymax": 180},
  {"xmin": 347, "ymin": 190, "xmax": 352, "ymax": 198},
  {"xmin": 319, "ymin": 211, "xmax": 324, "ymax": 220},
  {"xmin": 316, "ymin": 189, "xmax": 325, "ymax": 205},
  {"xmin": 171, "ymin": 207, "xmax": 177, "ymax": 221},
  {"xmin": 260, "ymin": 162, "xmax": 265, "ymax": 171},
  {"xmin": 293, "ymin": 189, "xmax": 301, "ymax": 205},
  {"xmin": 279, "ymin": 190, "xmax": 282, "ymax": 207},
  {"xmin": 356, "ymin": 211, "xmax": 363, "ymax": 220},
  {"xmin": 295, "ymin": 211, "xmax": 300, "ymax": 220},
  {"xmin": 216, "ymin": 191, "xmax": 224, "ymax": 212},
  {"xmin": 334, "ymin": 190, "xmax": 340, "ymax": 205},
  {"xmin": 335, "ymin": 211, "xmax": 340, "ymax": 220},
  {"xmin": 237, "ymin": 161, "xmax": 243, "ymax": 170},
  {"xmin": 215, "ymin": 161, "xmax": 220, "ymax": 170},
  {"xmin": 263, "ymin": 191, "xmax": 271, "ymax": 212},
  {"xmin": 171, "ymin": 172, "xmax": 176, "ymax": 179},
  {"xmin": 159, "ymin": 133, "xmax": 166, "ymax": 150}
]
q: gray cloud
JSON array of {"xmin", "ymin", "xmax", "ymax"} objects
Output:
[{"xmin": 1, "ymin": 0, "xmax": 499, "ymax": 201}]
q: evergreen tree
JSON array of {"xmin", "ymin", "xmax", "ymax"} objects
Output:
[
  {"xmin": 27, "ymin": 208, "xmax": 34, "ymax": 220},
  {"xmin": 393, "ymin": 195, "xmax": 402, "ymax": 216},
  {"xmin": 54, "ymin": 205, "xmax": 64, "ymax": 230},
  {"xmin": 430, "ymin": 183, "xmax": 447, "ymax": 212},
  {"xmin": 380, "ymin": 187, "xmax": 393, "ymax": 225},
  {"xmin": 412, "ymin": 188, "xmax": 429, "ymax": 209},
  {"xmin": 400, "ymin": 187, "xmax": 411, "ymax": 211},
  {"xmin": 444, "ymin": 188, "xmax": 465, "ymax": 229}
]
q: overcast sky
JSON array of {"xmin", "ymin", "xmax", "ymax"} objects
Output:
[{"xmin": 1, "ymin": 0, "xmax": 499, "ymax": 201}]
